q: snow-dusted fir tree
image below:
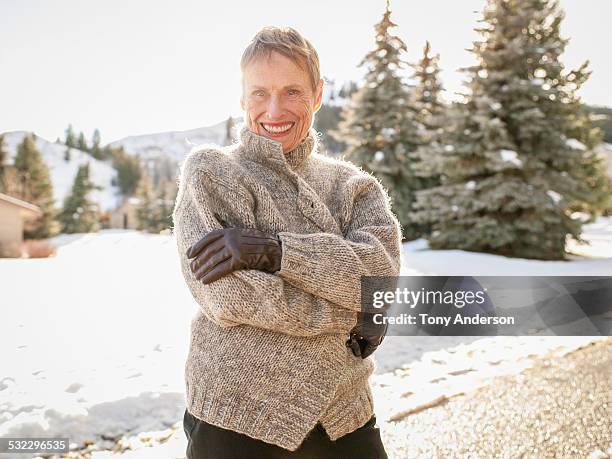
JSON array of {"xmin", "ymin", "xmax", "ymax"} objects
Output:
[
  {"xmin": 407, "ymin": 41, "xmax": 446, "ymax": 234},
  {"xmin": 59, "ymin": 163, "xmax": 100, "ymax": 234},
  {"xmin": 334, "ymin": 1, "xmax": 422, "ymax": 240},
  {"xmin": 13, "ymin": 134, "xmax": 58, "ymax": 238},
  {"xmin": 410, "ymin": 41, "xmax": 446, "ymax": 139},
  {"xmin": 410, "ymin": 0, "xmax": 611, "ymax": 260}
]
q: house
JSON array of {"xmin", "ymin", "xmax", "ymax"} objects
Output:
[
  {"xmin": 0, "ymin": 193, "xmax": 42, "ymax": 257},
  {"xmin": 109, "ymin": 197, "xmax": 140, "ymax": 229}
]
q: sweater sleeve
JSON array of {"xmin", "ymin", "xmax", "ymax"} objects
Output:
[
  {"xmin": 276, "ymin": 173, "xmax": 403, "ymax": 312},
  {"xmin": 172, "ymin": 153, "xmax": 358, "ymax": 337}
]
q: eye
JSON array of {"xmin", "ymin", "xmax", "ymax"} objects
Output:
[
  {"xmin": 252, "ymin": 90, "xmax": 265, "ymax": 97},
  {"xmin": 288, "ymin": 89, "xmax": 301, "ymax": 97}
]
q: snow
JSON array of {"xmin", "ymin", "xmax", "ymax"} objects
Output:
[
  {"xmin": 374, "ymin": 151, "xmax": 385, "ymax": 162},
  {"xmin": 465, "ymin": 180, "xmax": 476, "ymax": 190},
  {"xmin": 566, "ymin": 138, "xmax": 587, "ymax": 150},
  {"xmin": 381, "ymin": 128, "xmax": 396, "ymax": 139},
  {"xmin": 2, "ymin": 132, "xmax": 121, "ymax": 212},
  {"xmin": 444, "ymin": 145, "xmax": 455, "ymax": 153},
  {"xmin": 1, "ymin": 218, "xmax": 611, "ymax": 454},
  {"xmin": 531, "ymin": 78, "xmax": 545, "ymax": 86},
  {"xmin": 499, "ymin": 148, "xmax": 522, "ymax": 166},
  {"xmin": 547, "ymin": 190, "xmax": 562, "ymax": 203}
]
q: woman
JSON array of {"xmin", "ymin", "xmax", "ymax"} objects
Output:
[{"xmin": 172, "ymin": 26, "xmax": 402, "ymax": 458}]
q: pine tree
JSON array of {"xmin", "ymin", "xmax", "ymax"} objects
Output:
[
  {"xmin": 77, "ymin": 132, "xmax": 88, "ymax": 152},
  {"xmin": 59, "ymin": 163, "xmax": 100, "ymax": 234},
  {"xmin": 111, "ymin": 146, "xmax": 142, "ymax": 196},
  {"xmin": 0, "ymin": 134, "xmax": 7, "ymax": 192},
  {"xmin": 407, "ymin": 41, "xmax": 447, "ymax": 236},
  {"xmin": 64, "ymin": 147, "xmax": 71, "ymax": 162},
  {"xmin": 134, "ymin": 172, "xmax": 156, "ymax": 231},
  {"xmin": 153, "ymin": 181, "xmax": 174, "ymax": 232},
  {"xmin": 410, "ymin": 0, "xmax": 612, "ymax": 260},
  {"xmin": 13, "ymin": 134, "xmax": 58, "ymax": 238},
  {"xmin": 65, "ymin": 124, "xmax": 76, "ymax": 148},
  {"xmin": 225, "ymin": 116, "xmax": 235, "ymax": 145},
  {"xmin": 410, "ymin": 41, "xmax": 447, "ymax": 142},
  {"xmin": 334, "ymin": 1, "xmax": 422, "ymax": 240},
  {"xmin": 91, "ymin": 129, "xmax": 102, "ymax": 159}
]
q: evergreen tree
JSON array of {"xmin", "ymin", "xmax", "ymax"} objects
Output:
[
  {"xmin": 111, "ymin": 146, "xmax": 142, "ymax": 196},
  {"xmin": 410, "ymin": 0, "xmax": 612, "ymax": 260},
  {"xmin": 407, "ymin": 41, "xmax": 447, "ymax": 236},
  {"xmin": 64, "ymin": 147, "xmax": 72, "ymax": 162},
  {"xmin": 0, "ymin": 134, "xmax": 7, "ymax": 192},
  {"xmin": 410, "ymin": 41, "xmax": 446, "ymax": 142},
  {"xmin": 59, "ymin": 163, "xmax": 100, "ymax": 234},
  {"xmin": 13, "ymin": 134, "xmax": 58, "ymax": 238},
  {"xmin": 77, "ymin": 132, "xmax": 88, "ymax": 152},
  {"xmin": 91, "ymin": 129, "xmax": 102, "ymax": 159},
  {"xmin": 134, "ymin": 172, "xmax": 156, "ymax": 231},
  {"xmin": 154, "ymin": 181, "xmax": 175, "ymax": 232},
  {"xmin": 316, "ymin": 79, "xmax": 359, "ymax": 155},
  {"xmin": 65, "ymin": 124, "xmax": 76, "ymax": 148},
  {"xmin": 225, "ymin": 116, "xmax": 235, "ymax": 145},
  {"xmin": 334, "ymin": 1, "xmax": 422, "ymax": 240}
]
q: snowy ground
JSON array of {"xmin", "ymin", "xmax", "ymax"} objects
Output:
[{"xmin": 0, "ymin": 217, "xmax": 610, "ymax": 457}]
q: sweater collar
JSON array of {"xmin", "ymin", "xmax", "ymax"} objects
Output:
[{"xmin": 237, "ymin": 124, "xmax": 318, "ymax": 171}]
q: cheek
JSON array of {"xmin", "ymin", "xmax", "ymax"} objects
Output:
[
  {"xmin": 287, "ymin": 98, "xmax": 314, "ymax": 147},
  {"xmin": 244, "ymin": 100, "xmax": 264, "ymax": 125},
  {"xmin": 292, "ymin": 97, "xmax": 314, "ymax": 124}
]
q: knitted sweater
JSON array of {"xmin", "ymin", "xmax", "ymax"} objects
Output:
[{"xmin": 171, "ymin": 124, "xmax": 402, "ymax": 451}]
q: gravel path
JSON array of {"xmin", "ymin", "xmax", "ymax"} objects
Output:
[{"xmin": 381, "ymin": 338, "xmax": 612, "ymax": 458}]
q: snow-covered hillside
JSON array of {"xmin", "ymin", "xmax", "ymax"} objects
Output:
[
  {"xmin": 2, "ymin": 131, "xmax": 121, "ymax": 212},
  {"xmin": 109, "ymin": 119, "xmax": 242, "ymax": 163}
]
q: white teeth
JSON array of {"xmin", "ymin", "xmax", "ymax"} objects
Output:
[{"xmin": 262, "ymin": 123, "xmax": 293, "ymax": 134}]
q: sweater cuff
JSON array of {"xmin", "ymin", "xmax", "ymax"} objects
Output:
[{"xmin": 277, "ymin": 231, "xmax": 320, "ymax": 283}]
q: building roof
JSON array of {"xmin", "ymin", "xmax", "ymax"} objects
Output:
[{"xmin": 0, "ymin": 192, "xmax": 42, "ymax": 217}]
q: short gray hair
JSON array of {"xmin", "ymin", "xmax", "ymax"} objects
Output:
[{"xmin": 241, "ymin": 26, "xmax": 321, "ymax": 93}]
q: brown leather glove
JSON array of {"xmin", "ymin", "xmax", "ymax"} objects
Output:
[
  {"xmin": 186, "ymin": 228, "xmax": 282, "ymax": 285},
  {"xmin": 346, "ymin": 312, "xmax": 388, "ymax": 359}
]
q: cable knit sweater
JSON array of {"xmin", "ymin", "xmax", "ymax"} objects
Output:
[{"xmin": 171, "ymin": 124, "xmax": 402, "ymax": 451}]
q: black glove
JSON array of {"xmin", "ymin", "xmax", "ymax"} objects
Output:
[
  {"xmin": 346, "ymin": 311, "xmax": 388, "ymax": 359},
  {"xmin": 186, "ymin": 228, "xmax": 282, "ymax": 284}
]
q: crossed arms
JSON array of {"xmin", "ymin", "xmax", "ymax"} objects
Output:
[{"xmin": 173, "ymin": 154, "xmax": 402, "ymax": 338}]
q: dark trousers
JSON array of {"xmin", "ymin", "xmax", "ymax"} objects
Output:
[{"xmin": 183, "ymin": 408, "xmax": 388, "ymax": 459}]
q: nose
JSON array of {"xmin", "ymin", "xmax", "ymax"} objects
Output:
[{"xmin": 265, "ymin": 93, "xmax": 284, "ymax": 120}]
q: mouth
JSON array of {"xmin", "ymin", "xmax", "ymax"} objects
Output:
[{"xmin": 260, "ymin": 122, "xmax": 295, "ymax": 137}]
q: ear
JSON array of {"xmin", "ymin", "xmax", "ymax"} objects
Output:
[{"xmin": 313, "ymin": 79, "xmax": 324, "ymax": 113}]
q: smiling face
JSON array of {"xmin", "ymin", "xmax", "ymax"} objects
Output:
[{"xmin": 240, "ymin": 51, "xmax": 323, "ymax": 154}]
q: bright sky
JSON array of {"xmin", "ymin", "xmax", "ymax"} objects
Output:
[{"xmin": 2, "ymin": 0, "xmax": 610, "ymax": 144}]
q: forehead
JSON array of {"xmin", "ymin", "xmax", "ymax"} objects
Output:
[{"xmin": 242, "ymin": 51, "xmax": 310, "ymax": 90}]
